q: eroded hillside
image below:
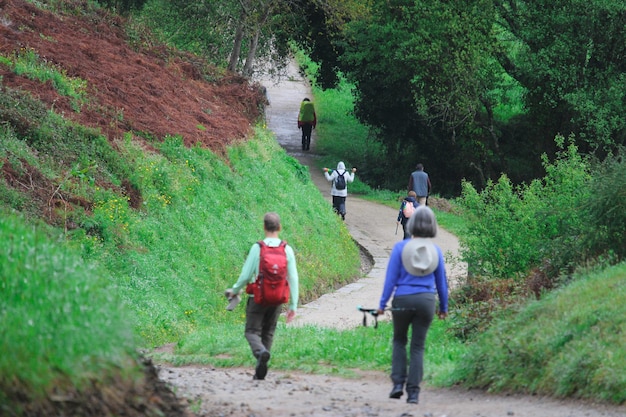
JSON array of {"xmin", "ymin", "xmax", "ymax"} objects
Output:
[{"xmin": 0, "ymin": 0, "xmax": 265, "ymax": 149}]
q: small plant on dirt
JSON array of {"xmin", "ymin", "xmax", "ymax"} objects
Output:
[{"xmin": 1, "ymin": 48, "xmax": 88, "ymax": 111}]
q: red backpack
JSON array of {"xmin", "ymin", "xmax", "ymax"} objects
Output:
[{"xmin": 246, "ymin": 241, "xmax": 290, "ymax": 306}]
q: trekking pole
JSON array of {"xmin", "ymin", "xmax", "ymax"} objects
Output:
[
  {"xmin": 395, "ymin": 222, "xmax": 398, "ymax": 235},
  {"xmin": 357, "ymin": 306, "xmax": 381, "ymax": 328}
]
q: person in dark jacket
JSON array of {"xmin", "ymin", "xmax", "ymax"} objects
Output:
[
  {"xmin": 397, "ymin": 191, "xmax": 419, "ymax": 239},
  {"xmin": 407, "ymin": 163, "xmax": 431, "ymax": 205}
]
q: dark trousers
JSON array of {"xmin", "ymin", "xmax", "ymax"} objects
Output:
[
  {"xmin": 401, "ymin": 218, "xmax": 411, "ymax": 239},
  {"xmin": 390, "ymin": 293, "xmax": 436, "ymax": 392},
  {"xmin": 244, "ymin": 297, "xmax": 282, "ymax": 358},
  {"xmin": 332, "ymin": 195, "xmax": 346, "ymax": 218},
  {"xmin": 301, "ymin": 124, "xmax": 313, "ymax": 150}
]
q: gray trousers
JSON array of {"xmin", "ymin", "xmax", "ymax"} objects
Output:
[
  {"xmin": 244, "ymin": 297, "xmax": 282, "ymax": 358},
  {"xmin": 390, "ymin": 292, "xmax": 436, "ymax": 392}
]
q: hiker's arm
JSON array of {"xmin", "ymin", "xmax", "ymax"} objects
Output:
[
  {"xmin": 231, "ymin": 244, "xmax": 261, "ymax": 294},
  {"xmin": 434, "ymin": 247, "xmax": 448, "ymax": 314},
  {"xmin": 285, "ymin": 245, "xmax": 299, "ymax": 312},
  {"xmin": 407, "ymin": 175, "xmax": 413, "ymax": 192}
]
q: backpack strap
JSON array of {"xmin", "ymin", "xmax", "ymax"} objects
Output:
[{"xmin": 257, "ymin": 240, "xmax": 287, "ymax": 248}]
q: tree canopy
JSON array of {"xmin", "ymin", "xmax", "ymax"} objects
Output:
[{"xmin": 133, "ymin": 0, "xmax": 626, "ymax": 195}]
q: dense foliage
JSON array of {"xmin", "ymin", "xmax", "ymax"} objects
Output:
[{"xmin": 132, "ymin": 0, "xmax": 626, "ymax": 198}]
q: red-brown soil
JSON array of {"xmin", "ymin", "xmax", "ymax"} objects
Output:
[{"xmin": 0, "ymin": 0, "xmax": 265, "ymax": 153}]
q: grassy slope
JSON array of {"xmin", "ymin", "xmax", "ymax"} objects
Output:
[
  {"xmin": 2, "ymin": 2, "xmax": 625, "ymax": 408},
  {"xmin": 453, "ymin": 263, "xmax": 626, "ymax": 403}
]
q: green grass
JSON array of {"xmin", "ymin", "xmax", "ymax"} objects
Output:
[
  {"xmin": 152, "ymin": 315, "xmax": 465, "ymax": 385},
  {"xmin": 0, "ymin": 107, "xmax": 362, "ymax": 407},
  {"xmin": 0, "ymin": 48, "xmax": 88, "ymax": 111},
  {"xmin": 0, "ymin": 212, "xmax": 138, "ymax": 402},
  {"xmin": 452, "ymin": 263, "xmax": 626, "ymax": 403},
  {"xmin": 3, "ymin": 15, "xmax": 626, "ymax": 411}
]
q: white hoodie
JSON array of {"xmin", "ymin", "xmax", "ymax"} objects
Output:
[{"xmin": 324, "ymin": 161, "xmax": 355, "ymax": 197}]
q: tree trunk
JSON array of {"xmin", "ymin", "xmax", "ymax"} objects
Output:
[
  {"xmin": 227, "ymin": 12, "xmax": 246, "ymax": 73},
  {"xmin": 242, "ymin": 29, "xmax": 260, "ymax": 76}
]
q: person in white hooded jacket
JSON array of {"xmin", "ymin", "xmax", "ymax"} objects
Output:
[{"xmin": 323, "ymin": 161, "xmax": 356, "ymax": 220}]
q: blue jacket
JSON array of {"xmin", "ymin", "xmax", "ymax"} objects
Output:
[{"xmin": 378, "ymin": 238, "xmax": 448, "ymax": 312}]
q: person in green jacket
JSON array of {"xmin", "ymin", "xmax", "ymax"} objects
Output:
[
  {"xmin": 225, "ymin": 212, "xmax": 300, "ymax": 380},
  {"xmin": 297, "ymin": 97, "xmax": 316, "ymax": 151}
]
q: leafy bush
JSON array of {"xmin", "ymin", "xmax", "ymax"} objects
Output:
[
  {"xmin": 458, "ymin": 136, "xmax": 592, "ymax": 281},
  {"xmin": 452, "ymin": 137, "xmax": 593, "ymax": 338},
  {"xmin": 583, "ymin": 148, "xmax": 626, "ymax": 260}
]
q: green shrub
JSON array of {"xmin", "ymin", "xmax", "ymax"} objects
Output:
[
  {"xmin": 458, "ymin": 136, "xmax": 592, "ymax": 281},
  {"xmin": 452, "ymin": 137, "xmax": 593, "ymax": 338},
  {"xmin": 583, "ymin": 147, "xmax": 626, "ymax": 260}
]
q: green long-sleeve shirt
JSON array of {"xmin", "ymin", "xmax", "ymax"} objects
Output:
[{"xmin": 231, "ymin": 237, "xmax": 299, "ymax": 311}]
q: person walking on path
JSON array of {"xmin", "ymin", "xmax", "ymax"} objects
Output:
[
  {"xmin": 397, "ymin": 191, "xmax": 419, "ymax": 240},
  {"xmin": 225, "ymin": 212, "xmax": 300, "ymax": 380},
  {"xmin": 297, "ymin": 97, "xmax": 316, "ymax": 151},
  {"xmin": 377, "ymin": 206, "xmax": 449, "ymax": 405},
  {"xmin": 323, "ymin": 161, "xmax": 356, "ymax": 221},
  {"xmin": 407, "ymin": 163, "xmax": 431, "ymax": 206}
]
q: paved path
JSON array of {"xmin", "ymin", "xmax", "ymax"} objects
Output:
[{"xmin": 260, "ymin": 62, "xmax": 467, "ymax": 330}]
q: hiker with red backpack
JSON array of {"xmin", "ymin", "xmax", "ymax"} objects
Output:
[
  {"xmin": 225, "ymin": 212, "xmax": 299, "ymax": 380},
  {"xmin": 397, "ymin": 191, "xmax": 419, "ymax": 240},
  {"xmin": 323, "ymin": 161, "xmax": 356, "ymax": 221}
]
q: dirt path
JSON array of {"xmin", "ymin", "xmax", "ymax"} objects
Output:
[{"xmin": 158, "ymin": 63, "xmax": 626, "ymax": 417}]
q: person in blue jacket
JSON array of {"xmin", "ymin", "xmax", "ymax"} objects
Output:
[{"xmin": 377, "ymin": 205, "xmax": 449, "ymax": 405}]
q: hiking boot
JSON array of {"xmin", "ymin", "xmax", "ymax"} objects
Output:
[
  {"xmin": 406, "ymin": 390, "xmax": 419, "ymax": 404},
  {"xmin": 389, "ymin": 384, "xmax": 403, "ymax": 399},
  {"xmin": 254, "ymin": 350, "xmax": 271, "ymax": 380}
]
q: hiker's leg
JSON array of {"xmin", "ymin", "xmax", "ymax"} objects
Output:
[
  {"xmin": 332, "ymin": 196, "xmax": 342, "ymax": 215},
  {"xmin": 402, "ymin": 221, "xmax": 411, "ymax": 239},
  {"xmin": 390, "ymin": 296, "xmax": 413, "ymax": 386},
  {"xmin": 306, "ymin": 125, "xmax": 313, "ymax": 151},
  {"xmin": 260, "ymin": 305, "xmax": 282, "ymax": 352},
  {"xmin": 302, "ymin": 125, "xmax": 312, "ymax": 150},
  {"xmin": 338, "ymin": 197, "xmax": 346, "ymax": 217},
  {"xmin": 304, "ymin": 124, "xmax": 312, "ymax": 149},
  {"xmin": 245, "ymin": 298, "xmax": 269, "ymax": 357},
  {"xmin": 406, "ymin": 293, "xmax": 436, "ymax": 393}
]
